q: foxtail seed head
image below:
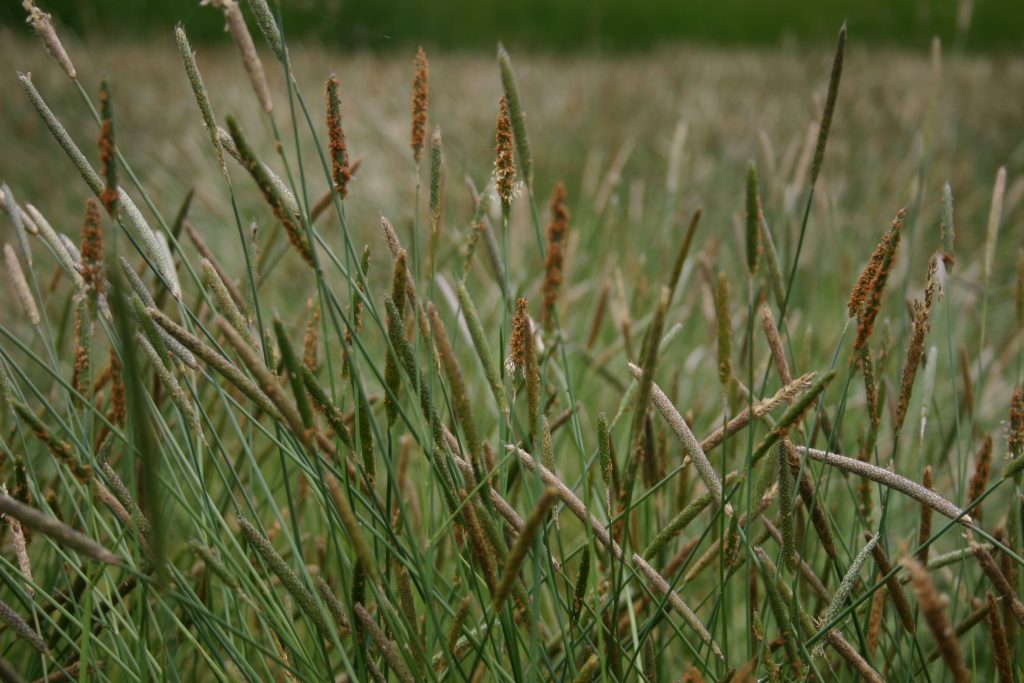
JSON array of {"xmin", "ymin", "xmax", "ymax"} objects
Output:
[
  {"xmin": 497, "ymin": 43, "xmax": 533, "ymax": 188},
  {"xmin": 176, "ymin": 26, "xmax": 225, "ymax": 172},
  {"xmin": 98, "ymin": 77, "xmax": 118, "ymax": 215},
  {"xmin": 243, "ymin": 0, "xmax": 284, "ymax": 62},
  {"xmin": 745, "ymin": 160, "xmax": 761, "ymax": 276},
  {"xmin": 810, "ymin": 23, "xmax": 846, "ymax": 185},
  {"xmin": 903, "ymin": 558, "xmax": 970, "ymax": 683},
  {"xmin": 853, "ymin": 208, "xmax": 905, "ymax": 352},
  {"xmin": 715, "ymin": 271, "xmax": 732, "ymax": 389},
  {"xmin": 1009, "ymin": 386, "xmax": 1024, "ymax": 459},
  {"xmin": 411, "ymin": 47, "xmax": 429, "ymax": 164},
  {"xmin": 541, "ymin": 182, "xmax": 569, "ymax": 329},
  {"xmin": 4, "ymin": 244, "xmax": 39, "ymax": 326},
  {"xmin": 212, "ymin": 0, "xmax": 272, "ymax": 112},
  {"xmin": 22, "ymin": 0, "xmax": 76, "ymax": 80},
  {"xmin": 326, "ymin": 76, "xmax": 352, "ymax": 198},
  {"xmin": 495, "ymin": 96, "xmax": 517, "ymax": 214},
  {"xmin": 430, "ymin": 126, "xmax": 444, "ymax": 234}
]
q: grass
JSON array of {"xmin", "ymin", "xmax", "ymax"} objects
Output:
[{"xmin": 1, "ymin": 3, "xmax": 1023, "ymax": 681}]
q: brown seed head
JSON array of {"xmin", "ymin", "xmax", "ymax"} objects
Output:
[
  {"xmin": 495, "ymin": 96, "xmax": 517, "ymax": 211},
  {"xmin": 109, "ymin": 347, "xmax": 125, "ymax": 428},
  {"xmin": 894, "ymin": 296, "xmax": 931, "ymax": 435},
  {"xmin": 98, "ymin": 78, "xmax": 118, "ymax": 215},
  {"xmin": 72, "ymin": 302, "xmax": 90, "ymax": 397},
  {"xmin": 967, "ymin": 435, "xmax": 992, "ymax": 521},
  {"xmin": 853, "ymin": 208, "xmax": 905, "ymax": 352},
  {"xmin": 226, "ymin": 116, "xmax": 313, "ymax": 266},
  {"xmin": 510, "ymin": 297, "xmax": 530, "ymax": 373},
  {"xmin": 410, "ymin": 47, "xmax": 429, "ymax": 164},
  {"xmin": 326, "ymin": 76, "xmax": 351, "ymax": 198},
  {"xmin": 1009, "ymin": 385, "xmax": 1024, "ymax": 459},
  {"xmin": 903, "ymin": 557, "xmax": 970, "ymax": 683},
  {"xmin": 923, "ymin": 254, "xmax": 942, "ymax": 312},
  {"xmin": 541, "ymin": 182, "xmax": 569, "ymax": 329},
  {"xmin": 985, "ymin": 593, "xmax": 1014, "ymax": 683},
  {"xmin": 80, "ymin": 198, "xmax": 105, "ymax": 297}
]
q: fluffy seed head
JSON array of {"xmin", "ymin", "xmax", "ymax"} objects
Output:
[
  {"xmin": 176, "ymin": 25, "xmax": 225, "ymax": 171},
  {"xmin": 494, "ymin": 96, "xmax": 517, "ymax": 212},
  {"xmin": 109, "ymin": 347, "xmax": 125, "ymax": 427},
  {"xmin": 715, "ymin": 271, "xmax": 732, "ymax": 388},
  {"xmin": 510, "ymin": 297, "xmax": 531, "ymax": 374},
  {"xmin": 243, "ymin": 0, "xmax": 284, "ymax": 61},
  {"xmin": 22, "ymin": 0, "xmax": 76, "ymax": 79},
  {"xmin": 98, "ymin": 77, "xmax": 118, "ymax": 215},
  {"xmin": 541, "ymin": 182, "xmax": 570, "ymax": 329},
  {"xmin": 430, "ymin": 126, "xmax": 444, "ymax": 234},
  {"xmin": 894, "ymin": 296, "xmax": 932, "ymax": 435},
  {"xmin": 497, "ymin": 43, "xmax": 533, "ymax": 187},
  {"xmin": 410, "ymin": 47, "xmax": 429, "ymax": 164},
  {"xmin": 903, "ymin": 557, "xmax": 970, "ymax": 683},
  {"xmin": 853, "ymin": 208, "xmax": 905, "ymax": 351},
  {"xmin": 985, "ymin": 593, "xmax": 1014, "ymax": 683},
  {"xmin": 72, "ymin": 300, "xmax": 91, "ymax": 397},
  {"xmin": 326, "ymin": 76, "xmax": 351, "ymax": 198},
  {"xmin": 1010, "ymin": 386, "xmax": 1024, "ymax": 459},
  {"xmin": 4, "ymin": 243, "xmax": 39, "ymax": 325},
  {"xmin": 226, "ymin": 116, "xmax": 313, "ymax": 266},
  {"xmin": 213, "ymin": 0, "xmax": 272, "ymax": 112}
]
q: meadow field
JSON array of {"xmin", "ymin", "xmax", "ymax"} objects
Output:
[{"xmin": 0, "ymin": 2, "xmax": 1023, "ymax": 681}]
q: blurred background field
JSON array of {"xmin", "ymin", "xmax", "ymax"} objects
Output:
[
  {"xmin": 2, "ymin": 28, "xmax": 1023, "ymax": 321},
  {"xmin": 0, "ymin": 0, "xmax": 1023, "ymax": 52}
]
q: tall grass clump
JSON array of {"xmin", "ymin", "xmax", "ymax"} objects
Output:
[{"xmin": 0, "ymin": 5, "xmax": 1021, "ymax": 681}]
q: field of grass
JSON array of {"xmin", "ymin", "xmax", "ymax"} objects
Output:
[
  {"xmin": 1, "ymin": 2, "xmax": 1023, "ymax": 681},
  {"xmin": 2, "ymin": 0, "xmax": 1024, "ymax": 52}
]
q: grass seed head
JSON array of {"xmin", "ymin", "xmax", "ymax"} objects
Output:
[
  {"xmin": 985, "ymin": 593, "xmax": 1014, "ymax": 683},
  {"xmin": 853, "ymin": 208, "xmax": 904, "ymax": 352},
  {"xmin": 4, "ymin": 244, "xmax": 39, "ymax": 326},
  {"xmin": 810, "ymin": 22, "xmax": 846, "ymax": 184},
  {"xmin": 326, "ymin": 76, "xmax": 352, "ymax": 198},
  {"xmin": 176, "ymin": 26, "xmax": 224, "ymax": 171},
  {"xmin": 745, "ymin": 160, "xmax": 761, "ymax": 276},
  {"xmin": 497, "ymin": 43, "xmax": 533, "ymax": 187},
  {"xmin": 212, "ymin": 0, "xmax": 273, "ymax": 112},
  {"xmin": 906, "ymin": 558, "xmax": 970, "ymax": 681},
  {"xmin": 430, "ymin": 125, "xmax": 444, "ymax": 235},
  {"xmin": 22, "ymin": 0, "xmax": 76, "ymax": 79},
  {"xmin": 495, "ymin": 96, "xmax": 517, "ymax": 213},
  {"xmin": 98, "ymin": 77, "xmax": 118, "ymax": 215},
  {"xmin": 226, "ymin": 116, "xmax": 313, "ymax": 266},
  {"xmin": 967, "ymin": 435, "xmax": 992, "ymax": 521},
  {"xmin": 541, "ymin": 182, "xmax": 570, "ymax": 329},
  {"xmin": 715, "ymin": 271, "xmax": 732, "ymax": 388},
  {"xmin": 243, "ymin": 0, "xmax": 284, "ymax": 61},
  {"xmin": 411, "ymin": 47, "xmax": 429, "ymax": 164},
  {"xmin": 1009, "ymin": 386, "xmax": 1024, "ymax": 460},
  {"xmin": 72, "ymin": 300, "xmax": 91, "ymax": 397}
]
